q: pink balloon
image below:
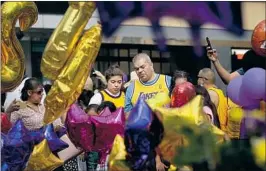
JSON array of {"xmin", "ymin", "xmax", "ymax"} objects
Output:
[
  {"xmin": 65, "ymin": 103, "xmax": 94, "ymax": 151},
  {"xmin": 90, "ymin": 107, "xmax": 126, "ymax": 163}
]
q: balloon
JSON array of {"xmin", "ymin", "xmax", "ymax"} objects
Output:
[
  {"xmin": 154, "ymin": 95, "xmax": 224, "ymax": 162},
  {"xmin": 242, "ymin": 68, "xmax": 266, "ymax": 100},
  {"xmin": 227, "ymin": 76, "xmax": 260, "ymax": 109},
  {"xmin": 251, "ymin": 137, "xmax": 266, "ymax": 169},
  {"xmin": 44, "ymin": 124, "xmax": 69, "ymax": 153},
  {"xmin": 226, "ymin": 104, "xmax": 244, "ymax": 139},
  {"xmin": 65, "ymin": 103, "xmax": 94, "ymax": 151},
  {"xmin": 44, "ymin": 24, "xmax": 102, "ymax": 124},
  {"xmin": 146, "ymin": 92, "xmax": 171, "ymax": 109},
  {"xmin": 251, "ymin": 20, "xmax": 266, "ymax": 57},
  {"xmin": 41, "ymin": 2, "xmax": 96, "ymax": 80},
  {"xmin": 91, "ymin": 107, "xmax": 126, "ymax": 162},
  {"xmin": 170, "ymin": 82, "xmax": 196, "ymax": 108},
  {"xmin": 24, "ymin": 139, "xmax": 64, "ymax": 171},
  {"xmin": 108, "ymin": 135, "xmax": 130, "ymax": 171},
  {"xmin": 1, "ymin": 120, "xmax": 35, "ymax": 171},
  {"xmin": 126, "ymin": 96, "xmax": 153, "ymax": 130},
  {"xmin": 1, "ymin": 113, "xmax": 12, "ymax": 134},
  {"xmin": 1, "ymin": 2, "xmax": 38, "ymax": 92}
]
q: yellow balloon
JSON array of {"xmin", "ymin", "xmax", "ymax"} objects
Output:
[
  {"xmin": 154, "ymin": 95, "xmax": 224, "ymax": 162},
  {"xmin": 146, "ymin": 92, "xmax": 171, "ymax": 109},
  {"xmin": 41, "ymin": 2, "xmax": 96, "ymax": 80},
  {"xmin": 1, "ymin": 2, "xmax": 38, "ymax": 92},
  {"xmin": 109, "ymin": 135, "xmax": 130, "ymax": 171},
  {"xmin": 251, "ymin": 137, "xmax": 266, "ymax": 169},
  {"xmin": 43, "ymin": 24, "xmax": 102, "ymax": 124},
  {"xmin": 24, "ymin": 139, "xmax": 64, "ymax": 171}
]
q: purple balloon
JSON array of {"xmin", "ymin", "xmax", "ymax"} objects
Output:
[
  {"xmin": 242, "ymin": 68, "xmax": 266, "ymax": 100},
  {"xmin": 126, "ymin": 96, "xmax": 153, "ymax": 130},
  {"xmin": 227, "ymin": 76, "xmax": 260, "ymax": 109},
  {"xmin": 66, "ymin": 103, "xmax": 94, "ymax": 151}
]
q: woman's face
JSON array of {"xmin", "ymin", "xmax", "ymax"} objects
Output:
[
  {"xmin": 27, "ymin": 85, "xmax": 44, "ymax": 104},
  {"xmin": 107, "ymin": 76, "xmax": 123, "ymax": 94}
]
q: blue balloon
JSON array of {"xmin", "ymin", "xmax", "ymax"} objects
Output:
[
  {"xmin": 44, "ymin": 124, "xmax": 69, "ymax": 153},
  {"xmin": 1, "ymin": 120, "xmax": 35, "ymax": 171},
  {"xmin": 126, "ymin": 96, "xmax": 153, "ymax": 130}
]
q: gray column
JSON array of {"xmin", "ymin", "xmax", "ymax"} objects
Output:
[{"xmin": 20, "ymin": 37, "xmax": 32, "ymax": 77}]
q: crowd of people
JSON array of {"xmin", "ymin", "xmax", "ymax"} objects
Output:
[{"xmin": 1, "ymin": 44, "xmax": 265, "ymax": 171}]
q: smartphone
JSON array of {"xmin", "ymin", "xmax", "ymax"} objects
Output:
[
  {"xmin": 91, "ymin": 68, "xmax": 97, "ymax": 77},
  {"xmin": 206, "ymin": 37, "xmax": 213, "ymax": 50}
]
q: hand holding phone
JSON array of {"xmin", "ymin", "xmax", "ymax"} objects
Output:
[{"xmin": 206, "ymin": 37, "xmax": 218, "ymax": 62}]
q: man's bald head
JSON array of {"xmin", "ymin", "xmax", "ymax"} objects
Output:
[
  {"xmin": 198, "ymin": 68, "xmax": 216, "ymax": 84},
  {"xmin": 132, "ymin": 53, "xmax": 154, "ymax": 82}
]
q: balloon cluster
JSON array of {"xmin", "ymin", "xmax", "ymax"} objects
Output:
[{"xmin": 227, "ymin": 68, "xmax": 266, "ymax": 110}]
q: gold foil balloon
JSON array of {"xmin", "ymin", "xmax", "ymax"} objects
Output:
[
  {"xmin": 109, "ymin": 135, "xmax": 130, "ymax": 171},
  {"xmin": 43, "ymin": 24, "xmax": 102, "ymax": 124},
  {"xmin": 153, "ymin": 95, "xmax": 224, "ymax": 162},
  {"xmin": 1, "ymin": 2, "xmax": 38, "ymax": 92},
  {"xmin": 41, "ymin": 2, "xmax": 96, "ymax": 80},
  {"xmin": 251, "ymin": 137, "xmax": 266, "ymax": 169},
  {"xmin": 24, "ymin": 139, "xmax": 64, "ymax": 171}
]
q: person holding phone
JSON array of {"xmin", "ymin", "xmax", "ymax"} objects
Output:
[{"xmin": 206, "ymin": 37, "xmax": 265, "ymax": 84}]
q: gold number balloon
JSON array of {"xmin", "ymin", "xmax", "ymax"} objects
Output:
[
  {"xmin": 1, "ymin": 2, "xmax": 38, "ymax": 92},
  {"xmin": 24, "ymin": 139, "xmax": 64, "ymax": 171},
  {"xmin": 43, "ymin": 24, "xmax": 102, "ymax": 124},
  {"xmin": 41, "ymin": 2, "xmax": 96, "ymax": 80}
]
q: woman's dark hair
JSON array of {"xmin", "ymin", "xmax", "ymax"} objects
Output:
[
  {"xmin": 44, "ymin": 84, "xmax": 52, "ymax": 94},
  {"xmin": 1, "ymin": 93, "xmax": 6, "ymax": 112},
  {"xmin": 242, "ymin": 49, "xmax": 266, "ymax": 72},
  {"xmin": 21, "ymin": 78, "xmax": 42, "ymax": 101},
  {"xmin": 105, "ymin": 64, "xmax": 124, "ymax": 82},
  {"xmin": 195, "ymin": 85, "xmax": 221, "ymax": 128},
  {"xmin": 97, "ymin": 101, "xmax": 116, "ymax": 113},
  {"xmin": 170, "ymin": 70, "xmax": 190, "ymax": 94},
  {"xmin": 86, "ymin": 104, "xmax": 99, "ymax": 113}
]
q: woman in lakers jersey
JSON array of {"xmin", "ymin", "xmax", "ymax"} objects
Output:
[{"xmin": 89, "ymin": 65, "xmax": 125, "ymax": 108}]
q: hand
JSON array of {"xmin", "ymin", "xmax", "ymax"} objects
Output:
[
  {"xmin": 5, "ymin": 99, "xmax": 20, "ymax": 114},
  {"xmin": 93, "ymin": 70, "xmax": 107, "ymax": 84},
  {"xmin": 156, "ymin": 160, "xmax": 168, "ymax": 171},
  {"xmin": 206, "ymin": 46, "xmax": 218, "ymax": 62}
]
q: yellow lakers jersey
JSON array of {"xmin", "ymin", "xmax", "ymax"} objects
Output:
[
  {"xmin": 208, "ymin": 87, "xmax": 228, "ymax": 132},
  {"xmin": 100, "ymin": 90, "xmax": 125, "ymax": 108},
  {"xmin": 131, "ymin": 74, "xmax": 170, "ymax": 105}
]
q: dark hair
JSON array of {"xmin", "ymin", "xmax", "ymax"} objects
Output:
[
  {"xmin": 1, "ymin": 93, "xmax": 6, "ymax": 112},
  {"xmin": 21, "ymin": 78, "xmax": 42, "ymax": 101},
  {"xmin": 97, "ymin": 101, "xmax": 116, "ymax": 113},
  {"xmin": 242, "ymin": 49, "xmax": 266, "ymax": 72},
  {"xmin": 170, "ymin": 70, "xmax": 190, "ymax": 94},
  {"xmin": 195, "ymin": 85, "xmax": 221, "ymax": 128},
  {"xmin": 86, "ymin": 104, "xmax": 99, "ymax": 113},
  {"xmin": 78, "ymin": 90, "xmax": 94, "ymax": 108},
  {"xmin": 105, "ymin": 64, "xmax": 124, "ymax": 82},
  {"xmin": 44, "ymin": 84, "xmax": 52, "ymax": 94}
]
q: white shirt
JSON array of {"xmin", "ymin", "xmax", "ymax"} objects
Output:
[{"xmin": 89, "ymin": 89, "xmax": 121, "ymax": 105}]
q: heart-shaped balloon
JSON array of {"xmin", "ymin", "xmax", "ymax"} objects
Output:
[
  {"xmin": 126, "ymin": 96, "xmax": 153, "ymax": 130},
  {"xmin": 66, "ymin": 103, "xmax": 94, "ymax": 151},
  {"xmin": 90, "ymin": 107, "xmax": 126, "ymax": 162}
]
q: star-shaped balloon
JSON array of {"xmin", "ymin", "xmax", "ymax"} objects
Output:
[
  {"xmin": 126, "ymin": 96, "xmax": 153, "ymax": 130},
  {"xmin": 108, "ymin": 135, "xmax": 130, "ymax": 171},
  {"xmin": 24, "ymin": 139, "xmax": 64, "ymax": 171},
  {"xmin": 44, "ymin": 124, "xmax": 69, "ymax": 153},
  {"xmin": 65, "ymin": 103, "xmax": 94, "ymax": 151},
  {"xmin": 1, "ymin": 120, "xmax": 35, "ymax": 171},
  {"xmin": 152, "ymin": 95, "xmax": 224, "ymax": 162},
  {"xmin": 90, "ymin": 107, "xmax": 126, "ymax": 163},
  {"xmin": 96, "ymin": 2, "xmax": 243, "ymax": 55}
]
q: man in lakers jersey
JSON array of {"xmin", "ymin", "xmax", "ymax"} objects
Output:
[{"xmin": 124, "ymin": 53, "xmax": 172, "ymax": 114}]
